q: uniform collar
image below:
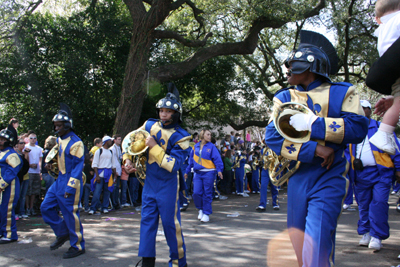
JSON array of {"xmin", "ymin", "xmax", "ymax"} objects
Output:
[
  {"xmin": 60, "ymin": 130, "xmax": 74, "ymax": 140},
  {"xmin": 296, "ymin": 78, "xmax": 328, "ymax": 92}
]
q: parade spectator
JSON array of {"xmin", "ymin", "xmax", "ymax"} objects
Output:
[
  {"xmin": 0, "ymin": 126, "xmax": 22, "ymax": 244},
  {"xmin": 246, "ymin": 130, "xmax": 251, "ymax": 149},
  {"xmin": 14, "ymin": 138, "xmax": 29, "ymax": 219},
  {"xmin": 82, "ymin": 153, "xmax": 94, "ymax": 212},
  {"xmin": 41, "ymin": 103, "xmax": 85, "ymax": 258},
  {"xmin": 192, "ymin": 132, "xmax": 199, "ymax": 144},
  {"xmin": 89, "ymin": 137, "xmax": 102, "ymax": 156},
  {"xmin": 111, "ymin": 134, "xmax": 123, "ymax": 209},
  {"xmin": 234, "ymin": 133, "xmax": 241, "ymax": 145},
  {"xmin": 185, "ymin": 129, "xmax": 224, "ymax": 223},
  {"xmin": 41, "ymin": 136, "xmax": 57, "ymax": 195},
  {"xmin": 25, "ymin": 133, "xmax": 43, "ymax": 216},
  {"xmin": 265, "ymin": 30, "xmax": 368, "ymax": 266},
  {"xmin": 348, "ymin": 100, "xmax": 400, "ymax": 251},
  {"xmin": 221, "ymin": 149, "xmax": 233, "ymax": 194},
  {"xmin": 9, "ymin": 118, "xmax": 19, "ymax": 134},
  {"xmin": 89, "ymin": 136, "xmax": 117, "ymax": 214},
  {"xmin": 229, "ymin": 131, "xmax": 234, "ymax": 144}
]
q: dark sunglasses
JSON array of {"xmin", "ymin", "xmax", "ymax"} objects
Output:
[
  {"xmin": 18, "ymin": 142, "xmax": 25, "ymax": 145},
  {"xmin": 29, "ymin": 137, "xmax": 37, "ymax": 139}
]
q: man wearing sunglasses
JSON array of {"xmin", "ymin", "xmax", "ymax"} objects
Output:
[{"xmin": 25, "ymin": 133, "xmax": 43, "ymax": 216}]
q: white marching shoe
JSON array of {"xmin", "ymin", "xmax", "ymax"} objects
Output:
[
  {"xmin": 368, "ymin": 237, "xmax": 382, "ymax": 251},
  {"xmin": 198, "ymin": 209, "xmax": 204, "ymax": 220},
  {"xmin": 200, "ymin": 214, "xmax": 209, "ymax": 223},
  {"xmin": 359, "ymin": 232, "xmax": 371, "ymax": 246}
]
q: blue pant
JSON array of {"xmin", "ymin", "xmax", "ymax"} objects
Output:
[
  {"xmin": 193, "ymin": 171, "xmax": 216, "ymax": 215},
  {"xmin": 42, "ymin": 173, "xmax": 55, "ymax": 195},
  {"xmin": 138, "ymin": 174, "xmax": 186, "ymax": 267},
  {"xmin": 0, "ymin": 179, "xmax": 20, "ymax": 240},
  {"xmin": 120, "ymin": 179, "xmax": 128, "ymax": 205},
  {"xmin": 82, "ymin": 184, "xmax": 91, "ymax": 210},
  {"xmin": 235, "ymin": 168, "xmax": 245, "ymax": 193},
  {"xmin": 17, "ymin": 179, "xmax": 29, "ymax": 216},
  {"xmin": 287, "ymin": 153, "xmax": 347, "ymax": 267},
  {"xmin": 41, "ymin": 177, "xmax": 85, "ymax": 250},
  {"xmin": 128, "ymin": 176, "xmax": 140, "ymax": 205},
  {"xmin": 344, "ymin": 173, "xmax": 357, "ymax": 205},
  {"xmin": 354, "ymin": 165, "xmax": 391, "ymax": 240},
  {"xmin": 259, "ymin": 169, "xmax": 278, "ymax": 207},
  {"xmin": 252, "ymin": 168, "xmax": 260, "ymax": 192},
  {"xmin": 90, "ymin": 178, "xmax": 111, "ymax": 211},
  {"xmin": 111, "ymin": 176, "xmax": 121, "ymax": 207}
]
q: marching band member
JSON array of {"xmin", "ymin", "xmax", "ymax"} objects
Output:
[
  {"xmin": 0, "ymin": 126, "xmax": 22, "ymax": 244},
  {"xmin": 233, "ymin": 149, "xmax": 248, "ymax": 197},
  {"xmin": 256, "ymin": 146, "xmax": 279, "ymax": 211},
  {"xmin": 41, "ymin": 103, "xmax": 85, "ymax": 258},
  {"xmin": 185, "ymin": 129, "xmax": 224, "ymax": 223},
  {"xmin": 124, "ymin": 84, "xmax": 190, "ymax": 267},
  {"xmin": 265, "ymin": 30, "xmax": 368, "ymax": 266}
]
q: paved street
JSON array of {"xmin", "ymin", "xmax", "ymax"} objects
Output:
[{"xmin": 1, "ymin": 188, "xmax": 400, "ymax": 267}]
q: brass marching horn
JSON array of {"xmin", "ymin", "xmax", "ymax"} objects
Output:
[
  {"xmin": 267, "ymin": 102, "xmax": 315, "ymax": 186},
  {"xmin": 45, "ymin": 144, "xmax": 86, "ymax": 184},
  {"xmin": 122, "ymin": 129, "xmax": 150, "ymax": 186}
]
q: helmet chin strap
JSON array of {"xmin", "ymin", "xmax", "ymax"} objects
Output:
[{"xmin": 160, "ymin": 119, "xmax": 173, "ymax": 125}]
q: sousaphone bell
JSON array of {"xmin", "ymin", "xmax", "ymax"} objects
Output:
[
  {"xmin": 268, "ymin": 102, "xmax": 315, "ymax": 186},
  {"xmin": 122, "ymin": 129, "xmax": 150, "ymax": 186}
]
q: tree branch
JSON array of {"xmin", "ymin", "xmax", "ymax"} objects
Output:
[
  {"xmin": 229, "ymin": 120, "xmax": 270, "ymax": 131},
  {"xmin": 152, "ymin": 30, "xmax": 212, "ymax": 47},
  {"xmin": 150, "ymin": 1, "xmax": 326, "ymax": 82}
]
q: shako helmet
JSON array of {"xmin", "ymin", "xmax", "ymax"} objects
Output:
[
  {"xmin": 156, "ymin": 83, "xmax": 183, "ymax": 125},
  {"xmin": 52, "ymin": 103, "xmax": 73, "ymax": 131},
  {"xmin": 285, "ymin": 30, "xmax": 339, "ymax": 81}
]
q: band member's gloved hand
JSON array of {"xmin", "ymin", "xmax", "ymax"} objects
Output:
[{"xmin": 289, "ymin": 113, "xmax": 318, "ymax": 131}]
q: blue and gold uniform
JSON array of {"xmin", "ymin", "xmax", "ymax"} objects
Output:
[
  {"xmin": 348, "ymin": 118, "xmax": 400, "ymax": 241},
  {"xmin": 233, "ymin": 153, "xmax": 247, "ymax": 194},
  {"xmin": 186, "ymin": 142, "xmax": 223, "ymax": 216},
  {"xmin": 0, "ymin": 147, "xmax": 22, "ymax": 241},
  {"xmin": 127, "ymin": 119, "xmax": 191, "ymax": 267},
  {"xmin": 251, "ymin": 154, "xmax": 260, "ymax": 193},
  {"xmin": 258, "ymin": 148, "xmax": 278, "ymax": 209},
  {"xmin": 265, "ymin": 79, "xmax": 368, "ymax": 266},
  {"xmin": 41, "ymin": 131, "xmax": 85, "ymax": 251}
]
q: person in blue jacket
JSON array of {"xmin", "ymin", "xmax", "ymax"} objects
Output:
[
  {"xmin": 124, "ymin": 84, "xmax": 191, "ymax": 267},
  {"xmin": 256, "ymin": 146, "xmax": 279, "ymax": 211},
  {"xmin": 185, "ymin": 130, "xmax": 223, "ymax": 223},
  {"xmin": 0, "ymin": 126, "xmax": 22, "ymax": 244},
  {"xmin": 233, "ymin": 149, "xmax": 248, "ymax": 197},
  {"xmin": 41, "ymin": 103, "xmax": 85, "ymax": 259},
  {"xmin": 347, "ymin": 100, "xmax": 400, "ymax": 251},
  {"xmin": 265, "ymin": 30, "xmax": 369, "ymax": 266},
  {"xmin": 251, "ymin": 150, "xmax": 261, "ymax": 193}
]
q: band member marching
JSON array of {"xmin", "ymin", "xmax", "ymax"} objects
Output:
[
  {"xmin": 124, "ymin": 83, "xmax": 191, "ymax": 267},
  {"xmin": 0, "ymin": 126, "xmax": 22, "ymax": 244},
  {"xmin": 265, "ymin": 30, "xmax": 368, "ymax": 266},
  {"xmin": 41, "ymin": 103, "xmax": 85, "ymax": 259}
]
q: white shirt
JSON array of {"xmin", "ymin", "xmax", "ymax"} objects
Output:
[
  {"xmin": 25, "ymin": 144, "xmax": 43, "ymax": 174},
  {"xmin": 110, "ymin": 144, "xmax": 122, "ymax": 176},
  {"xmin": 356, "ymin": 136, "xmax": 376, "ymax": 167},
  {"xmin": 375, "ymin": 11, "xmax": 400, "ymax": 56},
  {"xmin": 92, "ymin": 147, "xmax": 117, "ymax": 177}
]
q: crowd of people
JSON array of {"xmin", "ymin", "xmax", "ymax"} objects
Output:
[{"xmin": 3, "ymin": 1, "xmax": 400, "ymax": 265}]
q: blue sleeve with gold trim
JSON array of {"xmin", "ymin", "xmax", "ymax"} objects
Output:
[
  {"xmin": 0, "ymin": 150, "xmax": 21, "ymax": 189},
  {"xmin": 65, "ymin": 135, "xmax": 85, "ymax": 195},
  {"xmin": 310, "ymin": 85, "xmax": 368, "ymax": 145},
  {"xmin": 148, "ymin": 127, "xmax": 191, "ymax": 174}
]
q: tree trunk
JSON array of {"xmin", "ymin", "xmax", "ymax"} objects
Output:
[{"xmin": 113, "ymin": 29, "xmax": 153, "ymax": 136}]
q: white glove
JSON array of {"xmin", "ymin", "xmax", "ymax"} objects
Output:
[{"xmin": 289, "ymin": 113, "xmax": 318, "ymax": 131}]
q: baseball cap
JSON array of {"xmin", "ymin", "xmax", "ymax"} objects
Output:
[
  {"xmin": 360, "ymin": 100, "xmax": 371, "ymax": 109},
  {"xmin": 102, "ymin": 135, "xmax": 114, "ymax": 145}
]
